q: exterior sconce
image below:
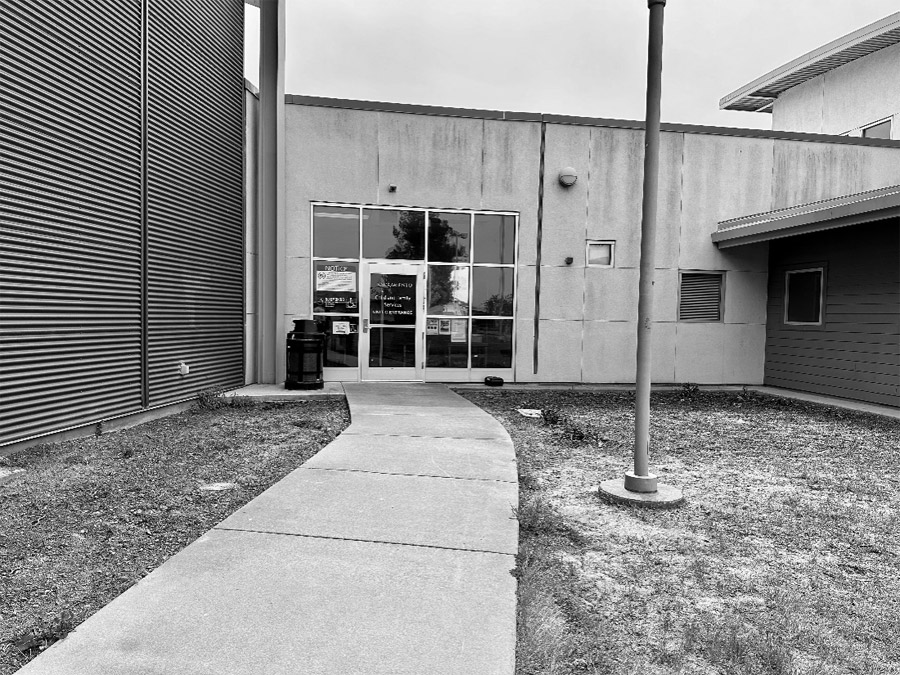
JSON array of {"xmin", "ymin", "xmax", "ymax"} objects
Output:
[
  {"xmin": 565, "ymin": 256, "xmax": 574, "ymax": 265},
  {"xmin": 388, "ymin": 184, "xmax": 397, "ymax": 193},
  {"xmin": 558, "ymin": 167, "xmax": 577, "ymax": 187}
]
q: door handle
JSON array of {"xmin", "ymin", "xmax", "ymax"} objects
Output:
[{"xmin": 363, "ymin": 318, "xmax": 369, "ymax": 334}]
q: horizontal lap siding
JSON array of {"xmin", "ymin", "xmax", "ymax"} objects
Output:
[
  {"xmin": 146, "ymin": 0, "xmax": 244, "ymax": 404},
  {"xmin": 0, "ymin": 1, "xmax": 144, "ymax": 444},
  {"xmin": 765, "ymin": 219, "xmax": 900, "ymax": 407}
]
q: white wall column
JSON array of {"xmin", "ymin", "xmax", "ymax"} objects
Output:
[{"xmin": 256, "ymin": 0, "xmax": 285, "ymax": 383}]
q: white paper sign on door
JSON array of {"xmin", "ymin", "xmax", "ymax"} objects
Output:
[{"xmin": 316, "ymin": 269, "xmax": 356, "ymax": 292}]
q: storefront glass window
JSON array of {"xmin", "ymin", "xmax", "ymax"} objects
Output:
[
  {"xmin": 312, "ymin": 315, "xmax": 360, "ymax": 367},
  {"xmin": 313, "ymin": 206, "xmax": 359, "ymax": 258},
  {"xmin": 473, "ymin": 214, "xmax": 515, "ymax": 264},
  {"xmin": 428, "ymin": 212, "xmax": 470, "ymax": 262},
  {"xmin": 313, "ymin": 261, "xmax": 359, "ymax": 314},
  {"xmin": 471, "ymin": 267, "xmax": 514, "ymax": 316},
  {"xmin": 363, "ymin": 209, "xmax": 425, "ymax": 259},
  {"xmin": 426, "ymin": 318, "xmax": 469, "ymax": 368},
  {"xmin": 471, "ymin": 319, "xmax": 513, "ymax": 368},
  {"xmin": 427, "ymin": 265, "xmax": 469, "ymax": 316}
]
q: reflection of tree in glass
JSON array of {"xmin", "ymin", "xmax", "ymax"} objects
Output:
[
  {"xmin": 427, "ymin": 214, "xmax": 468, "ymax": 263},
  {"xmin": 385, "ymin": 211, "xmax": 425, "ymax": 259},
  {"xmin": 481, "ymin": 292, "xmax": 513, "ymax": 316}
]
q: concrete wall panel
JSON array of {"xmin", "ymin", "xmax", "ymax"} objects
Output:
[
  {"xmin": 541, "ymin": 125, "xmax": 591, "ymax": 267},
  {"xmin": 582, "ymin": 321, "xmax": 634, "ymax": 383},
  {"xmin": 539, "ymin": 266, "xmax": 586, "ymax": 320},
  {"xmin": 285, "ymin": 256, "xmax": 311, "ymax": 315},
  {"xmin": 536, "ymin": 320, "xmax": 583, "ymax": 381},
  {"xmin": 587, "ymin": 127, "xmax": 644, "ymax": 268},
  {"xmin": 651, "ymin": 322, "xmax": 677, "ymax": 383},
  {"xmin": 772, "ymin": 141, "xmax": 900, "ymax": 209},
  {"xmin": 674, "ymin": 323, "xmax": 725, "ymax": 384},
  {"xmin": 515, "ymin": 320, "xmax": 536, "ymax": 382},
  {"xmin": 723, "ymin": 324, "xmax": 766, "ymax": 384},
  {"xmin": 516, "ymin": 265, "xmax": 537, "ymax": 320},
  {"xmin": 583, "ymin": 268, "xmax": 639, "ymax": 322},
  {"xmin": 724, "ymin": 271, "xmax": 769, "ymax": 325},
  {"xmin": 483, "ymin": 120, "xmax": 542, "ymax": 265},
  {"xmin": 284, "ymin": 106, "xmax": 379, "ymax": 257},
  {"xmin": 653, "ymin": 268, "xmax": 679, "ymax": 323},
  {"xmin": 376, "ymin": 113, "xmax": 484, "ymax": 210},
  {"xmin": 679, "ymin": 134, "xmax": 774, "ymax": 271}
]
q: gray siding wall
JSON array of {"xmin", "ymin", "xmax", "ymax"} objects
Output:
[
  {"xmin": 765, "ymin": 219, "xmax": 900, "ymax": 406},
  {"xmin": 0, "ymin": 0, "xmax": 245, "ymax": 447}
]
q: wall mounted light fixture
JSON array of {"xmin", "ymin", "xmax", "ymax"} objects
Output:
[{"xmin": 558, "ymin": 167, "xmax": 577, "ymax": 187}]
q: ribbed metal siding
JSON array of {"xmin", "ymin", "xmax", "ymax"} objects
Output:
[
  {"xmin": 678, "ymin": 272, "xmax": 724, "ymax": 322},
  {"xmin": 145, "ymin": 0, "xmax": 244, "ymax": 403},
  {"xmin": 0, "ymin": 1, "xmax": 144, "ymax": 445}
]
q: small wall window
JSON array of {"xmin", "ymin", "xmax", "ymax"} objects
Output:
[
  {"xmin": 862, "ymin": 119, "xmax": 892, "ymax": 140},
  {"xmin": 678, "ymin": 272, "xmax": 724, "ymax": 322},
  {"xmin": 586, "ymin": 240, "xmax": 615, "ymax": 267},
  {"xmin": 784, "ymin": 268, "xmax": 824, "ymax": 325}
]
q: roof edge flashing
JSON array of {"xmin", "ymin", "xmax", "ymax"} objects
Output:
[{"xmin": 720, "ymin": 12, "xmax": 900, "ymax": 112}]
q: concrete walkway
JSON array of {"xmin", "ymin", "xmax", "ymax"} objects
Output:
[{"xmin": 19, "ymin": 384, "xmax": 519, "ymax": 675}]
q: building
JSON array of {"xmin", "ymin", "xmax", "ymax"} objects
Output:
[
  {"xmin": 254, "ymin": 93, "xmax": 898, "ymax": 408},
  {"xmin": 0, "ymin": 2, "xmax": 247, "ymax": 447},
  {"xmin": 3, "ymin": 7, "xmax": 898, "ymax": 450},
  {"xmin": 720, "ymin": 12, "xmax": 900, "ymax": 139},
  {"xmin": 717, "ymin": 12, "xmax": 900, "ymax": 406}
]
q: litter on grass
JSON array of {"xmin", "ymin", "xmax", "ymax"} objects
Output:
[
  {"xmin": 198, "ymin": 482, "xmax": 237, "ymax": 491},
  {"xmin": 517, "ymin": 409, "xmax": 543, "ymax": 418}
]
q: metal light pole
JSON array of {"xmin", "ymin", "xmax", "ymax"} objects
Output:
[{"xmin": 599, "ymin": 0, "xmax": 683, "ymax": 508}]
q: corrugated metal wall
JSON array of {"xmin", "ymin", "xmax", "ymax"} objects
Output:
[
  {"xmin": 146, "ymin": 0, "xmax": 245, "ymax": 404},
  {"xmin": 0, "ymin": 0, "xmax": 245, "ymax": 446},
  {"xmin": 765, "ymin": 219, "xmax": 900, "ymax": 407},
  {"xmin": 0, "ymin": 1, "xmax": 145, "ymax": 445}
]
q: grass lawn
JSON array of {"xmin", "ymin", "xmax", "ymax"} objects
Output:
[
  {"xmin": 0, "ymin": 398, "xmax": 349, "ymax": 674},
  {"xmin": 460, "ymin": 388, "xmax": 900, "ymax": 675}
]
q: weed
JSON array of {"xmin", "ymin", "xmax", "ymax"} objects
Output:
[
  {"xmin": 680, "ymin": 382, "xmax": 701, "ymax": 398},
  {"xmin": 541, "ymin": 407, "xmax": 562, "ymax": 426}
]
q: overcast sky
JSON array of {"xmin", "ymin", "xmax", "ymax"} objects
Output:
[{"xmin": 244, "ymin": 1, "xmax": 898, "ymax": 130}]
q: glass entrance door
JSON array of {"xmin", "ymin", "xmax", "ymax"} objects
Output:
[{"xmin": 360, "ymin": 262, "xmax": 424, "ymax": 381}]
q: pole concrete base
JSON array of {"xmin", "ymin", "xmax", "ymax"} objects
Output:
[
  {"xmin": 624, "ymin": 471, "xmax": 658, "ymax": 493},
  {"xmin": 598, "ymin": 478, "xmax": 684, "ymax": 509}
]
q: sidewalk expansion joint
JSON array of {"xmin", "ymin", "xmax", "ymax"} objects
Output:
[
  {"xmin": 214, "ymin": 526, "xmax": 516, "ymax": 557},
  {"xmin": 341, "ymin": 432, "xmax": 506, "ymax": 441},
  {"xmin": 302, "ymin": 465, "xmax": 518, "ymax": 484}
]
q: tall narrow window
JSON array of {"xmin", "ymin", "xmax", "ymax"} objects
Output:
[
  {"xmin": 785, "ymin": 268, "xmax": 824, "ymax": 325},
  {"xmin": 678, "ymin": 272, "xmax": 724, "ymax": 322}
]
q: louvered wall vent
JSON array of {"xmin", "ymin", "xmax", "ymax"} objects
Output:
[{"xmin": 678, "ymin": 272, "xmax": 724, "ymax": 322}]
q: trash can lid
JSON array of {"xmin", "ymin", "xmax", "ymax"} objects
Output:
[{"xmin": 292, "ymin": 319, "xmax": 319, "ymax": 334}]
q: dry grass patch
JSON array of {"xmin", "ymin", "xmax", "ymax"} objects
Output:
[
  {"xmin": 0, "ymin": 398, "xmax": 349, "ymax": 674},
  {"xmin": 462, "ymin": 389, "xmax": 900, "ymax": 675}
]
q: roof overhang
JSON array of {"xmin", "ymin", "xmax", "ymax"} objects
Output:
[
  {"xmin": 712, "ymin": 185, "xmax": 900, "ymax": 248},
  {"xmin": 720, "ymin": 13, "xmax": 900, "ymax": 113}
]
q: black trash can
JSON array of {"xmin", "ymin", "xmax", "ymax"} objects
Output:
[{"xmin": 285, "ymin": 319, "xmax": 325, "ymax": 390}]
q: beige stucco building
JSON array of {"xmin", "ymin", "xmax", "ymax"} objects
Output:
[{"xmin": 245, "ymin": 90, "xmax": 898, "ymax": 402}]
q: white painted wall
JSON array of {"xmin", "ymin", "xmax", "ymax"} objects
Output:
[{"xmin": 772, "ymin": 42, "xmax": 900, "ymax": 138}]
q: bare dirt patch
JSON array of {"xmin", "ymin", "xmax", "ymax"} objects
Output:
[
  {"xmin": 461, "ymin": 388, "xmax": 900, "ymax": 675},
  {"xmin": 0, "ymin": 398, "xmax": 349, "ymax": 674}
]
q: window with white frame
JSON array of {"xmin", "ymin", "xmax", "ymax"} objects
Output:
[
  {"xmin": 861, "ymin": 118, "xmax": 892, "ymax": 140},
  {"xmin": 678, "ymin": 271, "xmax": 724, "ymax": 322},
  {"xmin": 586, "ymin": 240, "xmax": 615, "ymax": 267},
  {"xmin": 310, "ymin": 204, "xmax": 517, "ymax": 370},
  {"xmin": 784, "ymin": 268, "xmax": 824, "ymax": 325}
]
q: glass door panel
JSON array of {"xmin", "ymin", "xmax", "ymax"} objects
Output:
[{"xmin": 361, "ymin": 262, "xmax": 424, "ymax": 381}]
